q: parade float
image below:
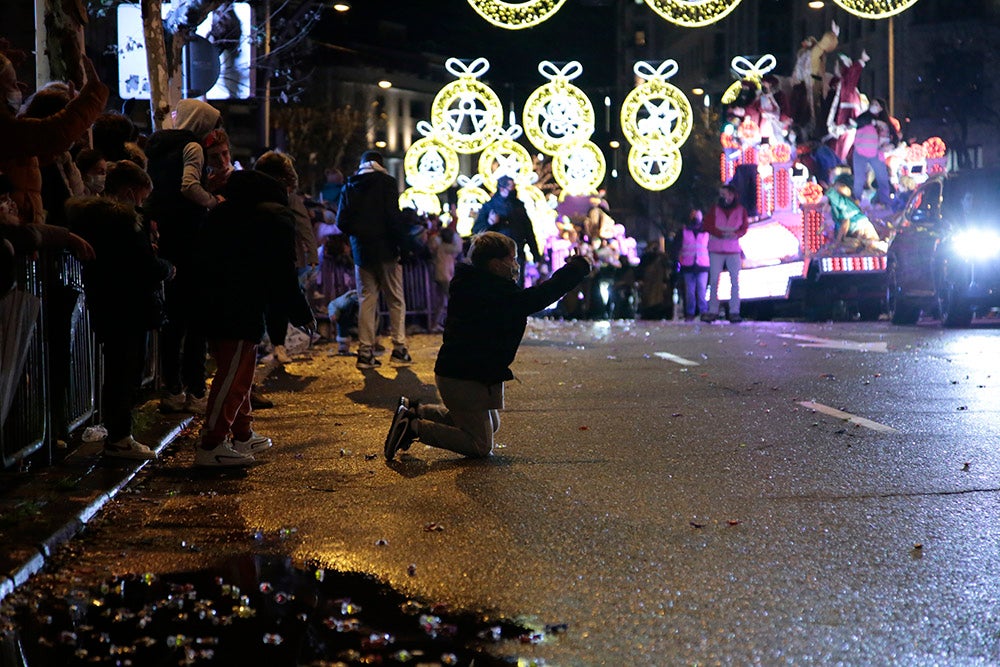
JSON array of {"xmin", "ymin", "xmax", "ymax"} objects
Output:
[{"xmin": 712, "ymin": 50, "xmax": 948, "ymax": 321}]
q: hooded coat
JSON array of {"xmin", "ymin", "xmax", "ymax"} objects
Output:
[
  {"xmin": 194, "ymin": 170, "xmax": 312, "ymax": 342},
  {"xmin": 433, "ymin": 256, "xmax": 590, "ymax": 385},
  {"xmin": 65, "ymin": 196, "xmax": 173, "ymax": 339},
  {"xmin": 336, "ymin": 164, "xmax": 402, "ymax": 268}
]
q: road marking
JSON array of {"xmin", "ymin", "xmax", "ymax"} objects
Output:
[
  {"xmin": 654, "ymin": 352, "xmax": 700, "ymax": 366},
  {"xmin": 778, "ymin": 333, "xmax": 888, "ymax": 353},
  {"xmin": 798, "ymin": 401, "xmax": 900, "ymax": 433}
]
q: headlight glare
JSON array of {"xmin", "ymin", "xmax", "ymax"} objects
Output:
[{"xmin": 951, "ymin": 228, "xmax": 1000, "ymax": 260}]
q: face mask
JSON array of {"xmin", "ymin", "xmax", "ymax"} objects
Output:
[{"xmin": 85, "ymin": 174, "xmax": 106, "ymax": 194}]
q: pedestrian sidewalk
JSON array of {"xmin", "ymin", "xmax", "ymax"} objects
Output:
[{"xmin": 0, "ymin": 407, "xmax": 193, "ymax": 603}]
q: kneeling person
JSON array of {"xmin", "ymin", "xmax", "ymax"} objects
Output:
[{"xmin": 385, "ymin": 232, "xmax": 591, "ymax": 460}]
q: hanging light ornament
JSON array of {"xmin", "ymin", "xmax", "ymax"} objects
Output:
[
  {"xmin": 621, "ymin": 61, "xmax": 691, "ymax": 191},
  {"xmin": 478, "ymin": 125, "xmax": 535, "ymax": 190},
  {"xmin": 398, "ymin": 188, "xmax": 442, "ymax": 216},
  {"xmin": 721, "ymin": 54, "xmax": 777, "ymax": 105},
  {"xmin": 465, "ymin": 0, "xmax": 569, "ymax": 29},
  {"xmin": 403, "ymin": 122, "xmax": 460, "ymax": 194},
  {"xmin": 552, "ymin": 140, "xmax": 607, "ymax": 196},
  {"xmin": 430, "ymin": 58, "xmax": 505, "ymax": 154},
  {"xmin": 522, "ymin": 61, "xmax": 595, "ymax": 155},
  {"xmin": 831, "ymin": 0, "xmax": 921, "ymax": 19},
  {"xmin": 642, "ymin": 0, "xmax": 743, "ymax": 27},
  {"xmin": 454, "ymin": 174, "xmax": 492, "ymax": 236}
]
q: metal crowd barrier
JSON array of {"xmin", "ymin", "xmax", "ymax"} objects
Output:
[
  {"xmin": 0, "ymin": 255, "xmax": 48, "ymax": 469},
  {"xmin": 378, "ymin": 259, "xmax": 434, "ymax": 331}
]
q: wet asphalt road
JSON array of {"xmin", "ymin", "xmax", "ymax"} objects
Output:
[{"xmin": 15, "ymin": 317, "xmax": 1000, "ymax": 664}]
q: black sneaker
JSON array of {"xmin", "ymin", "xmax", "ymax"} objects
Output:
[
  {"xmin": 390, "ymin": 348, "xmax": 412, "ymax": 363},
  {"xmin": 728, "ymin": 314, "xmax": 743, "ymax": 323},
  {"xmin": 384, "ymin": 403, "xmax": 416, "ymax": 461},
  {"xmin": 356, "ymin": 352, "xmax": 381, "ymax": 370},
  {"xmin": 700, "ymin": 313, "xmax": 718, "ymax": 323}
]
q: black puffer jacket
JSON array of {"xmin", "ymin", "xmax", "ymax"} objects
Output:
[
  {"xmin": 336, "ymin": 168, "xmax": 401, "ymax": 267},
  {"xmin": 194, "ymin": 170, "xmax": 312, "ymax": 342},
  {"xmin": 66, "ymin": 196, "xmax": 173, "ymax": 339},
  {"xmin": 434, "ymin": 256, "xmax": 590, "ymax": 385}
]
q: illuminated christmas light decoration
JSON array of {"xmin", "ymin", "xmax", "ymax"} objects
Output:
[
  {"xmin": 721, "ymin": 54, "xmax": 777, "ymax": 104},
  {"xmin": 798, "ymin": 182, "xmax": 824, "ymax": 206},
  {"xmin": 771, "ymin": 143, "xmax": 792, "ymax": 163},
  {"xmin": 923, "ymin": 136, "xmax": 946, "ymax": 159},
  {"xmin": 642, "ymin": 0, "xmax": 743, "ymax": 27},
  {"xmin": 552, "ymin": 140, "xmax": 607, "ymax": 196},
  {"xmin": 802, "ymin": 205, "xmax": 825, "ymax": 257},
  {"xmin": 403, "ymin": 128, "xmax": 460, "ymax": 194},
  {"xmin": 477, "ymin": 125, "xmax": 535, "ymax": 190},
  {"xmin": 454, "ymin": 174, "xmax": 492, "ymax": 237},
  {"xmin": 430, "ymin": 58, "xmax": 505, "ymax": 154},
  {"xmin": 774, "ymin": 167, "xmax": 791, "ymax": 210},
  {"xmin": 831, "ymin": 0, "xmax": 921, "ymax": 19},
  {"xmin": 398, "ymin": 188, "xmax": 442, "ymax": 216},
  {"xmin": 905, "ymin": 142, "xmax": 927, "ymax": 162},
  {"xmin": 522, "ymin": 61, "xmax": 596, "ymax": 155},
  {"xmin": 620, "ymin": 61, "xmax": 692, "ymax": 150},
  {"xmin": 627, "ymin": 145, "xmax": 683, "ymax": 191},
  {"xmin": 465, "ymin": 0, "xmax": 569, "ymax": 30}
]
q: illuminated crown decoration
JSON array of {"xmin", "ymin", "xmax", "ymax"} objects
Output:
[
  {"xmin": 403, "ymin": 122, "xmax": 460, "ymax": 194},
  {"xmin": 721, "ymin": 54, "xmax": 777, "ymax": 104},
  {"xmin": 430, "ymin": 58, "xmax": 505, "ymax": 154},
  {"xmin": 465, "ymin": 0, "xmax": 569, "ymax": 29},
  {"xmin": 831, "ymin": 0, "xmax": 921, "ymax": 19},
  {"xmin": 621, "ymin": 61, "xmax": 691, "ymax": 191},
  {"xmin": 478, "ymin": 125, "xmax": 535, "ymax": 191},
  {"xmin": 523, "ymin": 61, "xmax": 596, "ymax": 155},
  {"xmin": 642, "ymin": 0, "xmax": 743, "ymax": 27}
]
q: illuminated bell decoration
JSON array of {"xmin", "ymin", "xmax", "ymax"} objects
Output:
[
  {"xmin": 620, "ymin": 61, "xmax": 693, "ymax": 150},
  {"xmin": 398, "ymin": 188, "xmax": 442, "ymax": 216},
  {"xmin": 430, "ymin": 58, "xmax": 505, "ymax": 154},
  {"xmin": 477, "ymin": 125, "xmax": 535, "ymax": 190},
  {"xmin": 552, "ymin": 140, "xmax": 607, "ymax": 196},
  {"xmin": 642, "ymin": 0, "xmax": 743, "ymax": 27},
  {"xmin": 798, "ymin": 182, "xmax": 824, "ymax": 206},
  {"xmin": 465, "ymin": 0, "xmax": 569, "ymax": 30},
  {"xmin": 523, "ymin": 61, "xmax": 596, "ymax": 155},
  {"xmin": 403, "ymin": 135, "xmax": 460, "ymax": 194},
  {"xmin": 831, "ymin": 0, "xmax": 921, "ymax": 20},
  {"xmin": 628, "ymin": 145, "xmax": 683, "ymax": 192},
  {"xmin": 923, "ymin": 136, "xmax": 946, "ymax": 159}
]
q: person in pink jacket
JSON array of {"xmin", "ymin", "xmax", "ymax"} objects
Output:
[{"xmin": 702, "ymin": 184, "xmax": 749, "ymax": 323}]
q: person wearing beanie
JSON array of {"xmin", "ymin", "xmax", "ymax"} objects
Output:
[{"xmin": 336, "ymin": 149, "xmax": 411, "ymax": 370}]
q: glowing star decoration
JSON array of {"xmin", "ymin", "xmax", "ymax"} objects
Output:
[
  {"xmin": 627, "ymin": 145, "xmax": 683, "ymax": 191},
  {"xmin": 831, "ymin": 0, "xmax": 921, "ymax": 19},
  {"xmin": 523, "ymin": 61, "xmax": 595, "ymax": 155},
  {"xmin": 478, "ymin": 125, "xmax": 535, "ymax": 190},
  {"xmin": 465, "ymin": 0, "xmax": 569, "ymax": 29},
  {"xmin": 552, "ymin": 140, "xmax": 606, "ymax": 196},
  {"xmin": 621, "ymin": 61, "xmax": 692, "ymax": 149},
  {"xmin": 721, "ymin": 54, "xmax": 777, "ymax": 104},
  {"xmin": 398, "ymin": 188, "xmax": 442, "ymax": 216},
  {"xmin": 403, "ymin": 124, "xmax": 460, "ymax": 194},
  {"xmin": 642, "ymin": 0, "xmax": 743, "ymax": 27},
  {"xmin": 430, "ymin": 58, "xmax": 505, "ymax": 154}
]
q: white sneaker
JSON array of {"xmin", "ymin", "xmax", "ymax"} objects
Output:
[
  {"xmin": 159, "ymin": 392, "xmax": 187, "ymax": 413},
  {"xmin": 194, "ymin": 441, "xmax": 254, "ymax": 467},
  {"xmin": 184, "ymin": 394, "xmax": 208, "ymax": 415},
  {"xmin": 273, "ymin": 345, "xmax": 292, "ymax": 364},
  {"xmin": 104, "ymin": 436, "xmax": 157, "ymax": 460},
  {"xmin": 232, "ymin": 431, "xmax": 273, "ymax": 455}
]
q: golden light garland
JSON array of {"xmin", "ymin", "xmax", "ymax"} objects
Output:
[
  {"xmin": 477, "ymin": 125, "xmax": 535, "ymax": 190},
  {"xmin": 627, "ymin": 145, "xmax": 683, "ymax": 191},
  {"xmin": 620, "ymin": 60, "xmax": 692, "ymax": 150},
  {"xmin": 465, "ymin": 0, "xmax": 569, "ymax": 30},
  {"xmin": 642, "ymin": 0, "xmax": 743, "ymax": 28},
  {"xmin": 403, "ymin": 133, "xmax": 460, "ymax": 194},
  {"xmin": 831, "ymin": 0, "xmax": 921, "ymax": 19},
  {"xmin": 552, "ymin": 140, "xmax": 607, "ymax": 196},
  {"xmin": 430, "ymin": 58, "xmax": 505, "ymax": 155},
  {"xmin": 522, "ymin": 61, "xmax": 595, "ymax": 155}
]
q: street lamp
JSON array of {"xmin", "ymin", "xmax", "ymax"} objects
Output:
[
  {"xmin": 332, "ymin": 1, "xmax": 351, "ymax": 11},
  {"xmin": 378, "ymin": 80, "xmax": 392, "ymax": 89},
  {"xmin": 808, "ymin": 1, "xmax": 825, "ymax": 8}
]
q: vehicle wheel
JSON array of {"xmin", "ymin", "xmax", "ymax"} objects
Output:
[
  {"xmin": 887, "ymin": 263, "xmax": 920, "ymax": 325},
  {"xmin": 858, "ymin": 298, "xmax": 883, "ymax": 322},
  {"xmin": 938, "ymin": 285, "xmax": 973, "ymax": 328}
]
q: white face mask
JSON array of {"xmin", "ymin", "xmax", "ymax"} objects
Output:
[{"xmin": 85, "ymin": 174, "xmax": 106, "ymax": 194}]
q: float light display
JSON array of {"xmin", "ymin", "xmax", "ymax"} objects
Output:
[
  {"xmin": 430, "ymin": 58, "xmax": 505, "ymax": 155},
  {"xmin": 466, "ymin": 0, "xmax": 569, "ymax": 29},
  {"xmin": 831, "ymin": 0, "xmax": 921, "ymax": 19}
]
